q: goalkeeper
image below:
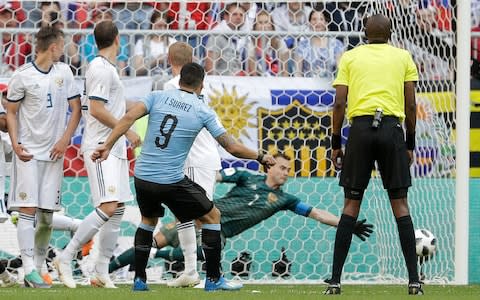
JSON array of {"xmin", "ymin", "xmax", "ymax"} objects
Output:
[{"xmin": 109, "ymin": 153, "xmax": 373, "ymax": 273}]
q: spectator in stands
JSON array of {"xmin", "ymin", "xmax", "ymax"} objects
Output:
[
  {"xmin": 164, "ymin": 2, "xmax": 210, "ymax": 57},
  {"xmin": 239, "ymin": 2, "xmax": 258, "ymax": 30},
  {"xmin": 111, "ymin": 1, "xmax": 154, "ymax": 31},
  {"xmin": 247, "ymin": 10, "xmax": 288, "ymax": 76},
  {"xmin": 415, "ymin": 4, "xmax": 452, "ymax": 61},
  {"xmin": 132, "ymin": 11, "xmax": 176, "ymax": 77},
  {"xmin": 79, "ymin": 6, "xmax": 129, "ymax": 76},
  {"xmin": 2, "ymin": 1, "xmax": 26, "ymax": 28},
  {"xmin": 393, "ymin": 1, "xmax": 453, "ymax": 80},
  {"xmin": 325, "ymin": 1, "xmax": 368, "ymax": 49},
  {"xmin": 271, "ymin": 1, "xmax": 311, "ymax": 33},
  {"xmin": 294, "ymin": 9, "xmax": 344, "ymax": 78},
  {"xmin": 0, "ymin": 3, "xmax": 31, "ymax": 76},
  {"xmin": 205, "ymin": 2, "xmax": 247, "ymax": 76}
]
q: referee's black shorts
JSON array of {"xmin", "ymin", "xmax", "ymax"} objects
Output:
[
  {"xmin": 339, "ymin": 116, "xmax": 411, "ymax": 191},
  {"xmin": 134, "ymin": 176, "xmax": 214, "ymax": 223}
]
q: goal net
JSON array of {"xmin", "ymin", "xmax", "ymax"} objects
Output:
[{"xmin": 0, "ymin": 0, "xmax": 463, "ymax": 284}]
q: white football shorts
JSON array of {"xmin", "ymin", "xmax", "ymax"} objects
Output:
[
  {"xmin": 84, "ymin": 151, "xmax": 132, "ymax": 207},
  {"xmin": 8, "ymin": 157, "xmax": 63, "ymax": 211}
]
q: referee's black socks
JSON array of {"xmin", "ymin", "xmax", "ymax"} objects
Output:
[
  {"xmin": 396, "ymin": 215, "xmax": 420, "ymax": 283},
  {"xmin": 202, "ymin": 224, "xmax": 221, "ymax": 282},
  {"xmin": 330, "ymin": 214, "xmax": 357, "ymax": 283},
  {"xmin": 134, "ymin": 223, "xmax": 155, "ymax": 282}
]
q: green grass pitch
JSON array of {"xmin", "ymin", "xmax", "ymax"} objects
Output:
[{"xmin": 1, "ymin": 284, "xmax": 479, "ymax": 300}]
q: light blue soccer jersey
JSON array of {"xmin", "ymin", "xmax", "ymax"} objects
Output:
[{"xmin": 135, "ymin": 89, "xmax": 226, "ymax": 184}]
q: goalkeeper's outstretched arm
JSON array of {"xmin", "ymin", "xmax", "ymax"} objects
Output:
[{"xmin": 308, "ymin": 208, "xmax": 374, "ymax": 241}]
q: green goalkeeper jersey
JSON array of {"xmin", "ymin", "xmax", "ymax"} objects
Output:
[{"xmin": 217, "ymin": 168, "xmax": 303, "ymax": 238}]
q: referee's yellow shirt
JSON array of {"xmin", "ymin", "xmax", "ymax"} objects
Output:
[{"xmin": 333, "ymin": 43, "xmax": 418, "ymax": 121}]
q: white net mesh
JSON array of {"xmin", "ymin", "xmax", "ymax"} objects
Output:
[{"xmin": 0, "ymin": 0, "xmax": 465, "ymax": 284}]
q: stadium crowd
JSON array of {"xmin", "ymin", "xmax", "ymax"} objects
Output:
[{"xmin": 0, "ymin": 1, "xmax": 471, "ymax": 83}]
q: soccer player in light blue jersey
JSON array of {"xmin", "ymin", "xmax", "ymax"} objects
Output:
[{"xmin": 92, "ymin": 62, "xmax": 275, "ymax": 292}]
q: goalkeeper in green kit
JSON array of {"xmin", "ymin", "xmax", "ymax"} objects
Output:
[{"xmin": 109, "ymin": 153, "xmax": 374, "ymax": 274}]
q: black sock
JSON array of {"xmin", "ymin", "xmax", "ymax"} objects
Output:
[
  {"xmin": 134, "ymin": 227, "xmax": 153, "ymax": 281},
  {"xmin": 202, "ymin": 228, "xmax": 221, "ymax": 281},
  {"xmin": 396, "ymin": 215, "xmax": 419, "ymax": 283},
  {"xmin": 331, "ymin": 214, "xmax": 357, "ymax": 283}
]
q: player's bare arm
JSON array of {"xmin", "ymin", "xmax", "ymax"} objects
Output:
[
  {"xmin": 5, "ymin": 101, "xmax": 33, "ymax": 162},
  {"xmin": 90, "ymin": 100, "xmax": 141, "ymax": 148},
  {"xmin": 308, "ymin": 208, "xmax": 340, "ymax": 227},
  {"xmin": 50, "ymin": 97, "xmax": 81, "ymax": 161},
  {"xmin": 215, "ymin": 132, "xmax": 276, "ymax": 166},
  {"xmin": 331, "ymin": 84, "xmax": 348, "ymax": 168},
  {"xmin": 91, "ymin": 102, "xmax": 147, "ymax": 162},
  {"xmin": 0, "ymin": 113, "xmax": 7, "ymax": 132},
  {"xmin": 404, "ymin": 81, "xmax": 417, "ymax": 165},
  {"xmin": 125, "ymin": 100, "xmax": 137, "ymax": 112}
]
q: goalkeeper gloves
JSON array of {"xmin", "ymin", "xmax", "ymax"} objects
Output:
[{"xmin": 353, "ymin": 219, "xmax": 374, "ymax": 241}]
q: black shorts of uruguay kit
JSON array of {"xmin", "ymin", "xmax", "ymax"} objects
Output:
[
  {"xmin": 134, "ymin": 176, "xmax": 214, "ymax": 223},
  {"xmin": 339, "ymin": 116, "xmax": 411, "ymax": 191}
]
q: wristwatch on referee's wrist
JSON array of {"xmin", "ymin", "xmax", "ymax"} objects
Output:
[
  {"xmin": 406, "ymin": 133, "xmax": 415, "ymax": 150},
  {"xmin": 331, "ymin": 134, "xmax": 341, "ymax": 150},
  {"xmin": 256, "ymin": 151, "xmax": 265, "ymax": 163}
]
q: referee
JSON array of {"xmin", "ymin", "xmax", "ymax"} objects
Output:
[{"xmin": 324, "ymin": 14, "xmax": 422, "ymax": 295}]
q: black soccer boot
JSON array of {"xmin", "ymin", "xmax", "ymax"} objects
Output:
[{"xmin": 408, "ymin": 282, "xmax": 424, "ymax": 295}]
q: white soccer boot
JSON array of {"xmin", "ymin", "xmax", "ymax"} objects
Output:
[
  {"xmin": 90, "ymin": 273, "xmax": 117, "ymax": 288},
  {"xmin": 53, "ymin": 258, "xmax": 76, "ymax": 288},
  {"xmin": 167, "ymin": 272, "xmax": 201, "ymax": 288}
]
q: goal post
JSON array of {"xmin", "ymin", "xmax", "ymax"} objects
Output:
[{"xmin": 454, "ymin": 0, "xmax": 471, "ymax": 285}]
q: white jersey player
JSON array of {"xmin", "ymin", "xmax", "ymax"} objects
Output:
[
  {"xmin": 55, "ymin": 20, "xmax": 140, "ymax": 290},
  {"xmin": 0, "ymin": 102, "xmax": 9, "ymax": 223},
  {"xmin": 5, "ymin": 27, "xmax": 81, "ymax": 288},
  {"xmin": 163, "ymin": 42, "xmax": 222, "ymax": 288}
]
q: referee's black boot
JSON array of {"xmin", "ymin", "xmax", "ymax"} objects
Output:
[
  {"xmin": 323, "ymin": 281, "xmax": 341, "ymax": 295},
  {"xmin": 408, "ymin": 282, "xmax": 424, "ymax": 295}
]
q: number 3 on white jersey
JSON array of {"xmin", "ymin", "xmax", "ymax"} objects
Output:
[{"xmin": 47, "ymin": 93, "xmax": 53, "ymax": 108}]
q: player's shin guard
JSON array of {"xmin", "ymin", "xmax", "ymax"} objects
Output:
[
  {"xmin": 60, "ymin": 208, "xmax": 109, "ymax": 262},
  {"xmin": 396, "ymin": 215, "xmax": 420, "ymax": 283},
  {"xmin": 96, "ymin": 206, "xmax": 124, "ymax": 275},
  {"xmin": 134, "ymin": 223, "xmax": 155, "ymax": 281},
  {"xmin": 330, "ymin": 214, "xmax": 357, "ymax": 283},
  {"xmin": 201, "ymin": 224, "xmax": 221, "ymax": 281},
  {"xmin": 34, "ymin": 209, "xmax": 53, "ymax": 273},
  {"xmin": 177, "ymin": 221, "xmax": 197, "ymax": 276},
  {"xmin": 17, "ymin": 213, "xmax": 36, "ymax": 274}
]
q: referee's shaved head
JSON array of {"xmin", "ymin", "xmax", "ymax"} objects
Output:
[{"xmin": 365, "ymin": 14, "xmax": 391, "ymax": 43}]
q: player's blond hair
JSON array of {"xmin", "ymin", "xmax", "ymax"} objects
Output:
[{"xmin": 168, "ymin": 42, "xmax": 193, "ymax": 67}]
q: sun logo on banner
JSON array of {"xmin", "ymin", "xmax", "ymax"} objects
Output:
[{"xmin": 208, "ymin": 85, "xmax": 256, "ymax": 140}]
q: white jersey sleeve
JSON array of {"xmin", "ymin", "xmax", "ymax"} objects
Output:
[
  {"xmin": 6, "ymin": 70, "xmax": 25, "ymax": 102},
  {"xmin": 87, "ymin": 64, "xmax": 113, "ymax": 103}
]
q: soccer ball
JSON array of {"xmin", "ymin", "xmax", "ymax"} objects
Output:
[{"xmin": 415, "ymin": 229, "xmax": 437, "ymax": 261}]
